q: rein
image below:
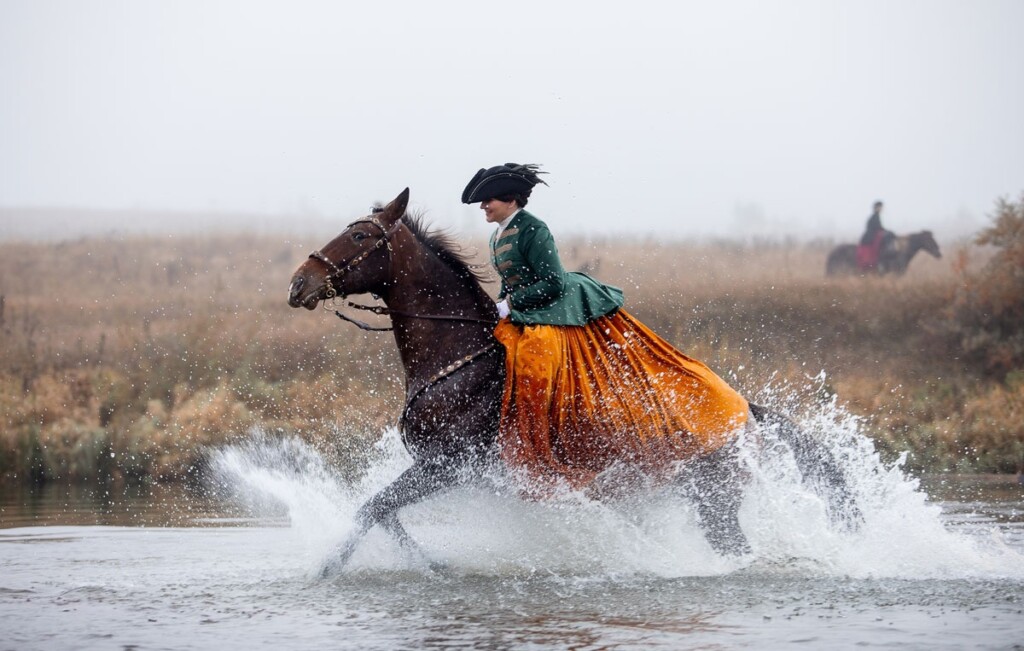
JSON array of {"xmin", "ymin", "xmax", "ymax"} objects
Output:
[{"xmin": 330, "ymin": 300, "xmax": 497, "ymax": 332}]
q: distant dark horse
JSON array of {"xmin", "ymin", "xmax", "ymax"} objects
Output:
[
  {"xmin": 826, "ymin": 230, "xmax": 941, "ymax": 277},
  {"xmin": 288, "ymin": 189, "xmax": 858, "ymax": 574}
]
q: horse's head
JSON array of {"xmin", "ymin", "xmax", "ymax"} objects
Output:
[
  {"xmin": 288, "ymin": 188, "xmax": 409, "ymax": 310},
  {"xmin": 918, "ymin": 230, "xmax": 942, "ymax": 259}
]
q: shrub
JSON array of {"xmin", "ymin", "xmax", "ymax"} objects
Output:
[{"xmin": 945, "ymin": 192, "xmax": 1024, "ymax": 377}]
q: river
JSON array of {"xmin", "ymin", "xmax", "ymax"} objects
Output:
[{"xmin": 1, "ymin": 426, "xmax": 1022, "ymax": 650}]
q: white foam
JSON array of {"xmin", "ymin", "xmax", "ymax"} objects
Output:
[{"xmin": 207, "ymin": 396, "xmax": 1024, "ymax": 581}]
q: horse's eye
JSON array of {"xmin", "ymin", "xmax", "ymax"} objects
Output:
[{"xmin": 353, "ymin": 231, "xmax": 367, "ymax": 242}]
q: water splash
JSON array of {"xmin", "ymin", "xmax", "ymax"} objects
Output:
[
  {"xmin": 739, "ymin": 396, "xmax": 1022, "ymax": 579},
  {"xmin": 207, "ymin": 399, "xmax": 1024, "ymax": 580}
]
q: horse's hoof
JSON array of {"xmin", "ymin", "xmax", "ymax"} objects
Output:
[
  {"xmin": 317, "ymin": 556, "xmax": 345, "ymax": 579},
  {"xmin": 426, "ymin": 560, "xmax": 454, "ymax": 576},
  {"xmin": 317, "ymin": 544, "xmax": 358, "ymax": 579}
]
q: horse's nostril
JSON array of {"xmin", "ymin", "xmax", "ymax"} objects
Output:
[{"xmin": 288, "ymin": 278, "xmax": 306, "ymax": 307}]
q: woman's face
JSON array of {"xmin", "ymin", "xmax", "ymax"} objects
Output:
[{"xmin": 481, "ymin": 198, "xmax": 518, "ymax": 224}]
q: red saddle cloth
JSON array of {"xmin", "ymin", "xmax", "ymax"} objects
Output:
[{"xmin": 856, "ymin": 231, "xmax": 885, "ymax": 271}]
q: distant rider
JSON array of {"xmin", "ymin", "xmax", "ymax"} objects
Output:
[{"xmin": 857, "ymin": 200, "xmax": 894, "ymax": 271}]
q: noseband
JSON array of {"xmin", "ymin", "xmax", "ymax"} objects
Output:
[{"xmin": 308, "ymin": 214, "xmax": 402, "ymax": 300}]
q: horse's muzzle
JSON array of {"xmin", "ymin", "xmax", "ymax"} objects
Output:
[{"xmin": 288, "ymin": 277, "xmax": 320, "ymax": 310}]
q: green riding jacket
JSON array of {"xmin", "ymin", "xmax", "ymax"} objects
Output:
[{"xmin": 490, "ymin": 210, "xmax": 624, "ymax": 326}]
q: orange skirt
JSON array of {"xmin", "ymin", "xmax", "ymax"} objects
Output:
[{"xmin": 494, "ymin": 309, "xmax": 748, "ymax": 492}]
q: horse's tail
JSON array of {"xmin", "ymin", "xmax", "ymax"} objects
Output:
[{"xmin": 749, "ymin": 403, "xmax": 862, "ymax": 530}]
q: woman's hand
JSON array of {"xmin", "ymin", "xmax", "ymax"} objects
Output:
[{"xmin": 496, "ymin": 299, "xmax": 511, "ymax": 319}]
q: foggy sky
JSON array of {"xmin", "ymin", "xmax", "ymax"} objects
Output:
[{"xmin": 2, "ymin": 0, "xmax": 1023, "ymax": 240}]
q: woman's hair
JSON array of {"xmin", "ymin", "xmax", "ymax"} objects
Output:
[{"xmin": 494, "ymin": 192, "xmax": 528, "ymax": 207}]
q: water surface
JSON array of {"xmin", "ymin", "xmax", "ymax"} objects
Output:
[{"xmin": 2, "ymin": 430, "xmax": 1023, "ymax": 650}]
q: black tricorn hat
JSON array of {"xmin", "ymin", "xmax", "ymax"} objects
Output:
[{"xmin": 461, "ymin": 163, "xmax": 548, "ymax": 204}]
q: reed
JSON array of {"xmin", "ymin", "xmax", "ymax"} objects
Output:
[{"xmin": 0, "ymin": 216, "xmax": 1018, "ymax": 484}]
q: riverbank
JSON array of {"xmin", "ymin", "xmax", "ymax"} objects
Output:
[{"xmin": 0, "ymin": 227, "xmax": 1020, "ymax": 485}]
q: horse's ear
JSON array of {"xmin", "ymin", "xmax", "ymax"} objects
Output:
[{"xmin": 380, "ymin": 188, "xmax": 410, "ymax": 225}]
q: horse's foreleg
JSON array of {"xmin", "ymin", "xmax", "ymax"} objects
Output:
[{"xmin": 319, "ymin": 457, "xmax": 460, "ymax": 577}]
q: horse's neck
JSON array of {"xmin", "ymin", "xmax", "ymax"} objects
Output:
[
  {"xmin": 882, "ymin": 233, "xmax": 925, "ymax": 273},
  {"xmin": 901, "ymin": 234, "xmax": 925, "ymax": 264},
  {"xmin": 908, "ymin": 233, "xmax": 926, "ymax": 254},
  {"xmin": 382, "ymin": 233, "xmax": 495, "ymax": 383}
]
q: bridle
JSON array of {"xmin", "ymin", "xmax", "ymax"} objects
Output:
[
  {"xmin": 307, "ymin": 211, "xmax": 502, "ymax": 432},
  {"xmin": 307, "ymin": 214, "xmax": 498, "ymax": 332},
  {"xmin": 308, "ymin": 214, "xmax": 402, "ymax": 302}
]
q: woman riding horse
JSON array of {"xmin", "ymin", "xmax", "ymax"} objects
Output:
[
  {"xmin": 464, "ymin": 163, "xmax": 750, "ymax": 494},
  {"xmin": 287, "ymin": 172, "xmax": 858, "ymax": 574}
]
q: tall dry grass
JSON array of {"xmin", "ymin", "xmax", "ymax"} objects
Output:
[
  {"xmin": 0, "ymin": 233, "xmax": 400, "ymax": 484},
  {"xmin": 0, "ymin": 220, "xmax": 1018, "ymax": 485}
]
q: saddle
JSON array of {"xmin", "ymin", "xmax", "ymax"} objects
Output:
[{"xmin": 856, "ymin": 230, "xmax": 887, "ymax": 271}]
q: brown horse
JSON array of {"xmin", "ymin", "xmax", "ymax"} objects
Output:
[
  {"xmin": 826, "ymin": 230, "xmax": 942, "ymax": 276},
  {"xmin": 289, "ymin": 189, "xmax": 857, "ymax": 574}
]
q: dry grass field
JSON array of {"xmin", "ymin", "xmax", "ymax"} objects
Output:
[{"xmin": 0, "ymin": 209, "xmax": 1021, "ymax": 485}]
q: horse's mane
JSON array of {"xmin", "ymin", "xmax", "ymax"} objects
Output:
[
  {"xmin": 368, "ymin": 204, "xmax": 491, "ymax": 287},
  {"xmin": 403, "ymin": 213, "xmax": 492, "ymax": 285},
  {"xmin": 894, "ymin": 230, "xmax": 935, "ymax": 245}
]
